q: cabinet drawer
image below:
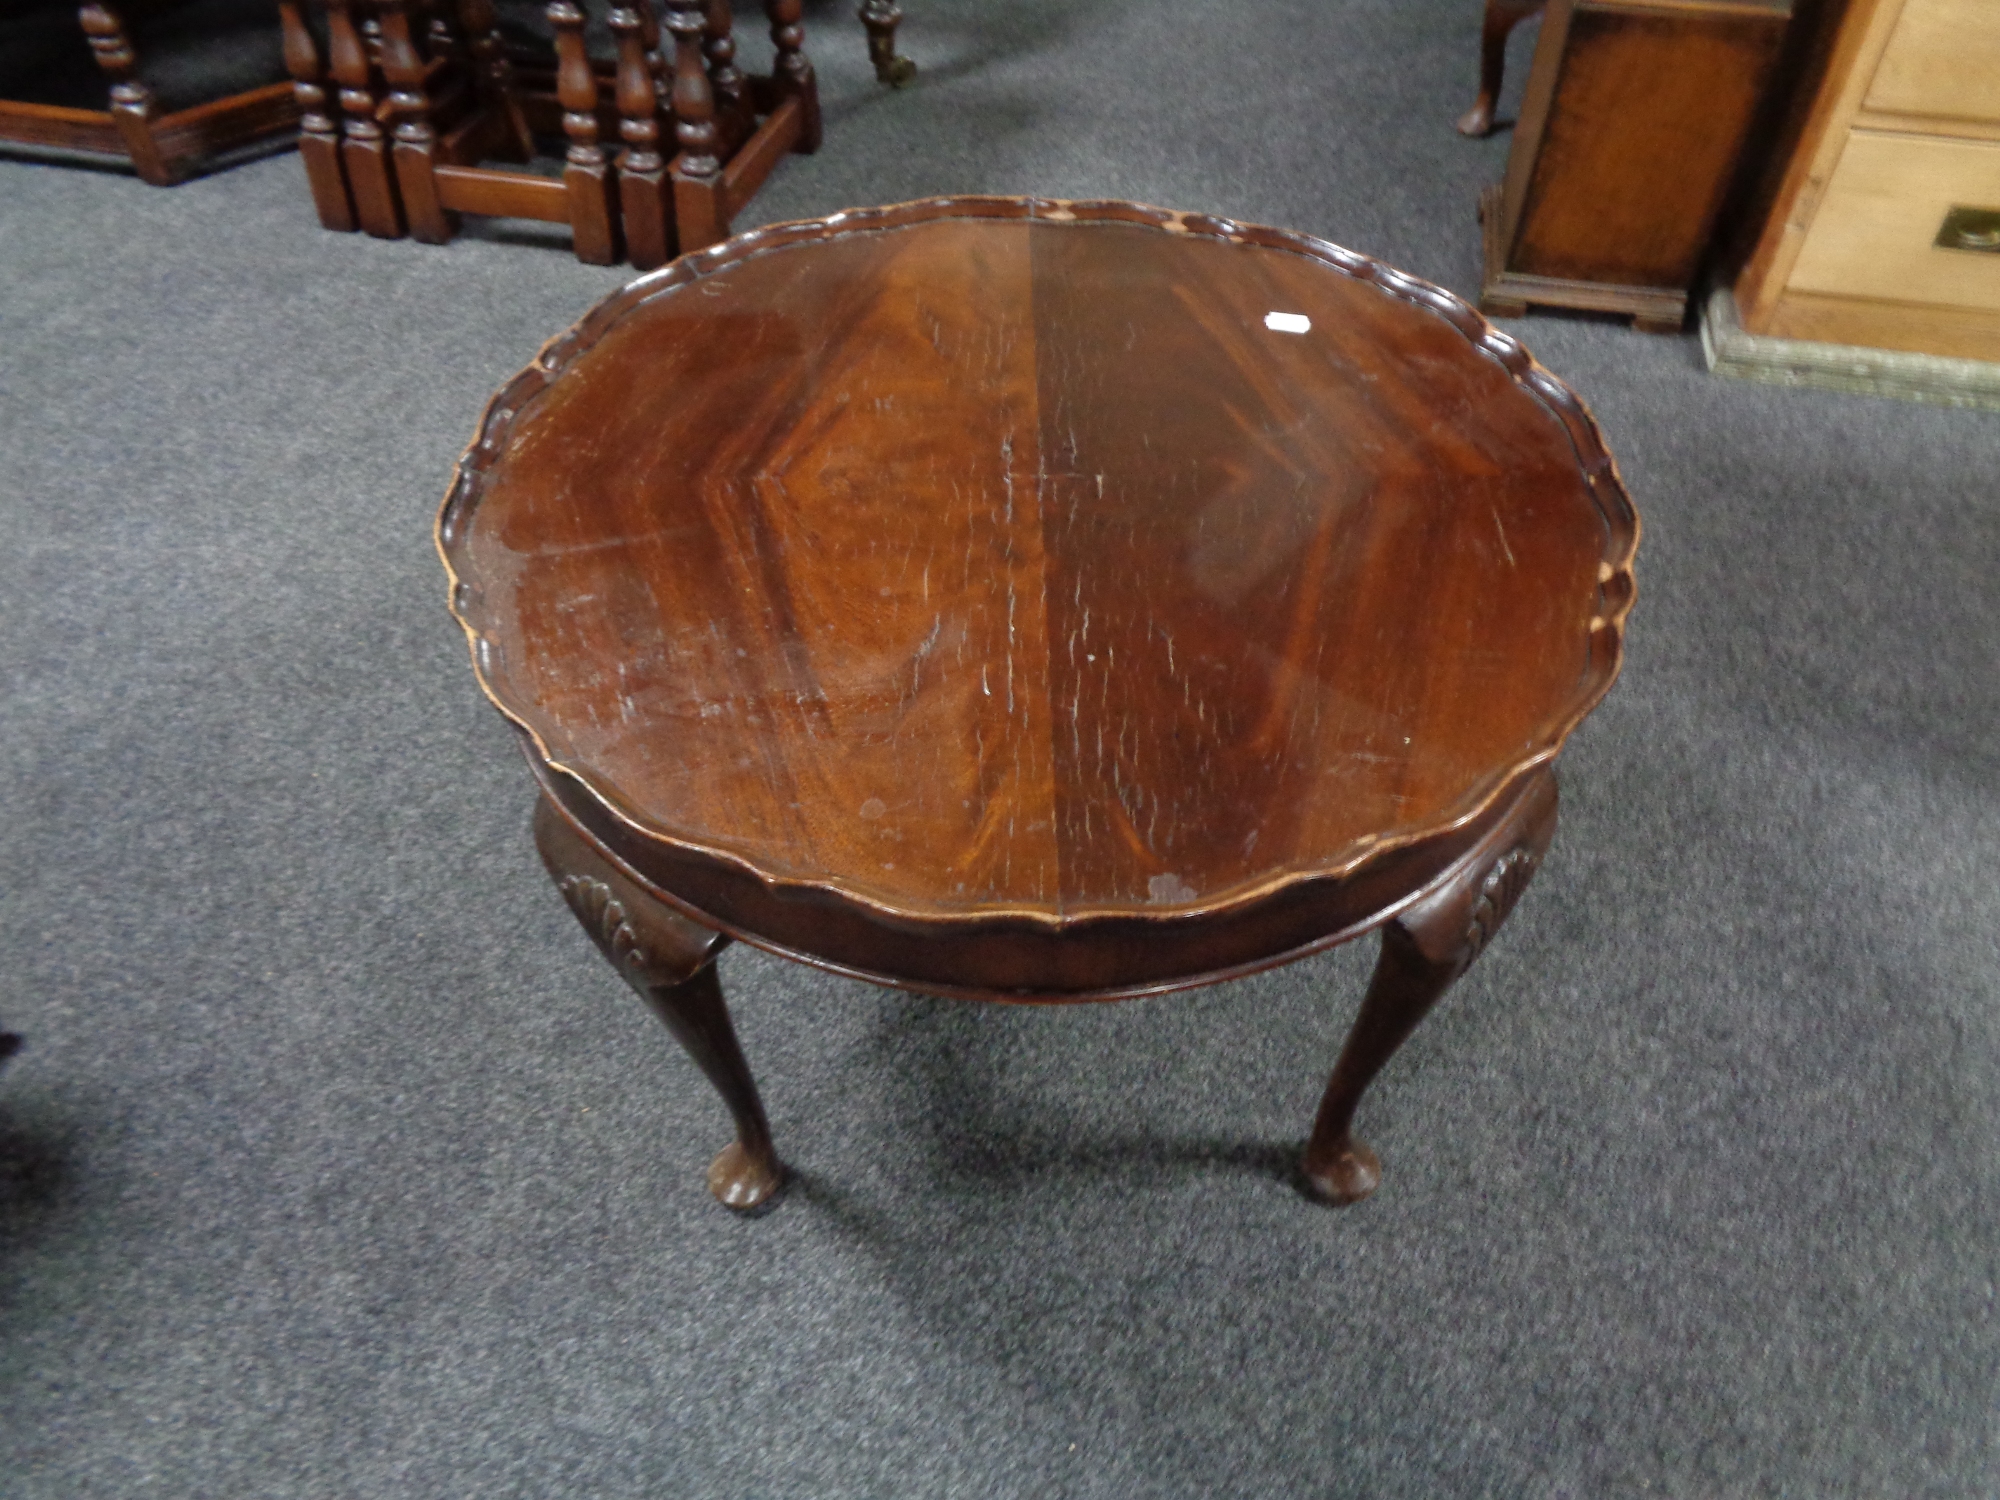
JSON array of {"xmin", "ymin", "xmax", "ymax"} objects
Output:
[
  {"xmin": 1864, "ymin": 0, "xmax": 2000, "ymax": 125},
  {"xmin": 1789, "ymin": 130, "xmax": 2000, "ymax": 311}
]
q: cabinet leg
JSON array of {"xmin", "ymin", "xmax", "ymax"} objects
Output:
[
  {"xmin": 1455, "ymin": 0, "xmax": 1545, "ymax": 138},
  {"xmin": 533, "ymin": 797, "xmax": 784, "ymax": 1210},
  {"xmin": 858, "ymin": 0, "xmax": 915, "ymax": 86},
  {"xmin": 1302, "ymin": 768, "xmax": 1558, "ymax": 1205}
]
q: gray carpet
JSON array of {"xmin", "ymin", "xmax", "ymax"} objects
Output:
[{"xmin": 3, "ymin": 2, "xmax": 1998, "ymax": 1495}]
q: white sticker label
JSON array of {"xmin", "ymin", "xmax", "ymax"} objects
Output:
[{"xmin": 1264, "ymin": 311, "xmax": 1311, "ymax": 334}]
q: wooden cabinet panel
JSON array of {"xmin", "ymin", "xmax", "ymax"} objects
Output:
[
  {"xmin": 1480, "ymin": 0, "xmax": 1794, "ymax": 328},
  {"xmin": 1720, "ymin": 0, "xmax": 2000, "ymax": 375},
  {"xmin": 1511, "ymin": 4, "xmax": 1789, "ymax": 288},
  {"xmin": 1789, "ymin": 130, "xmax": 2000, "ymax": 310},
  {"xmin": 1864, "ymin": 0, "xmax": 2000, "ymax": 125}
]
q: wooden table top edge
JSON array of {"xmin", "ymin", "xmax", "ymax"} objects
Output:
[{"xmin": 436, "ymin": 194, "xmax": 1641, "ymax": 939}]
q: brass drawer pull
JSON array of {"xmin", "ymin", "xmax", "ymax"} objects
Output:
[{"xmin": 1937, "ymin": 206, "xmax": 2000, "ymax": 252}]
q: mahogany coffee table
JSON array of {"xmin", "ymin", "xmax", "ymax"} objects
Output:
[{"xmin": 439, "ymin": 196, "xmax": 1638, "ymax": 1211}]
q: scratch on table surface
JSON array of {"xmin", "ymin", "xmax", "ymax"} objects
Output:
[{"xmin": 1491, "ymin": 503, "xmax": 1517, "ymax": 567}]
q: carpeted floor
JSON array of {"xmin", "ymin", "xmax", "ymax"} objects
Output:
[{"xmin": 3, "ymin": 2, "xmax": 1997, "ymax": 1495}]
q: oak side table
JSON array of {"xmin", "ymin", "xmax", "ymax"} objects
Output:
[{"xmin": 439, "ymin": 197, "xmax": 1639, "ymax": 1211}]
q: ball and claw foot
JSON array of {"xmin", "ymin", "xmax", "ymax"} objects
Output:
[
  {"xmin": 708, "ymin": 1140, "xmax": 785, "ymax": 1210},
  {"xmin": 1301, "ymin": 1135, "xmax": 1382, "ymax": 1207}
]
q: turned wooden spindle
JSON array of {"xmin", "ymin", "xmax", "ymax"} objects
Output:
[
  {"xmin": 426, "ymin": 6, "xmax": 464, "ymax": 65},
  {"xmin": 636, "ymin": 1, "xmax": 666, "ymax": 84},
  {"xmin": 701, "ymin": 0, "xmax": 750, "ymax": 138},
  {"xmin": 326, "ymin": 0, "xmax": 403, "ymax": 236},
  {"xmin": 79, "ymin": 3, "xmax": 174, "ymax": 185},
  {"xmin": 858, "ymin": 0, "xmax": 915, "ymax": 87},
  {"xmin": 761, "ymin": 0, "xmax": 820, "ymax": 151},
  {"xmin": 277, "ymin": 0, "xmax": 356, "ymax": 230},
  {"xmin": 378, "ymin": 0, "xmax": 453, "ymax": 244},
  {"xmin": 456, "ymin": 0, "xmax": 533, "ymax": 162},
  {"xmin": 549, "ymin": 1, "xmax": 620, "ymax": 266},
  {"xmin": 610, "ymin": 5, "xmax": 672, "ymax": 271},
  {"xmin": 665, "ymin": 0, "xmax": 726, "ymax": 252}
]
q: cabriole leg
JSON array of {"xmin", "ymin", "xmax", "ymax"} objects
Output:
[
  {"xmin": 533, "ymin": 798, "xmax": 784, "ymax": 1210},
  {"xmin": 1302, "ymin": 767, "xmax": 1559, "ymax": 1205},
  {"xmin": 1455, "ymin": 0, "xmax": 1545, "ymax": 138}
]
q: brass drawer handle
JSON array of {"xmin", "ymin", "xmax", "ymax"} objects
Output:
[{"xmin": 1937, "ymin": 206, "xmax": 2000, "ymax": 253}]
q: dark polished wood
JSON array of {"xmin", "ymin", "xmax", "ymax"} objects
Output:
[
  {"xmin": 441, "ymin": 197, "xmax": 1638, "ymax": 1209},
  {"xmin": 534, "ymin": 797, "xmax": 784, "ymax": 1209},
  {"xmin": 1304, "ymin": 764, "xmax": 1557, "ymax": 1203},
  {"xmin": 0, "ymin": 3, "xmax": 301, "ymax": 186},
  {"xmin": 1480, "ymin": 0, "xmax": 1793, "ymax": 329},
  {"xmin": 858, "ymin": 0, "xmax": 916, "ymax": 87},
  {"xmin": 611, "ymin": 5, "xmax": 671, "ymax": 270},
  {"xmin": 281, "ymin": 0, "xmax": 821, "ymax": 266},
  {"xmin": 1456, "ymin": 0, "xmax": 1545, "ymax": 138},
  {"xmin": 329, "ymin": 0, "xmax": 403, "ymax": 237},
  {"xmin": 382, "ymin": 0, "xmax": 453, "ymax": 243},
  {"xmin": 458, "ymin": 0, "xmax": 535, "ymax": 161},
  {"xmin": 280, "ymin": 0, "xmax": 357, "ymax": 230},
  {"xmin": 552, "ymin": 0, "xmax": 621, "ymax": 265}
]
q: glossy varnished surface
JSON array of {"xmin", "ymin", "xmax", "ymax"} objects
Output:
[{"xmin": 443, "ymin": 198, "xmax": 1635, "ymax": 976}]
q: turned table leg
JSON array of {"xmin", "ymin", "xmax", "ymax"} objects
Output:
[
  {"xmin": 666, "ymin": 0, "xmax": 726, "ymax": 252},
  {"xmin": 328, "ymin": 0, "xmax": 404, "ymax": 237},
  {"xmin": 764, "ymin": 0, "xmax": 822, "ymax": 151},
  {"xmin": 610, "ymin": 5, "xmax": 672, "ymax": 271},
  {"xmin": 278, "ymin": 0, "xmax": 356, "ymax": 231},
  {"xmin": 1302, "ymin": 767, "xmax": 1559, "ymax": 1205},
  {"xmin": 379, "ymin": 0, "xmax": 455, "ymax": 244},
  {"xmin": 533, "ymin": 797, "xmax": 784, "ymax": 1210},
  {"xmin": 80, "ymin": 3, "xmax": 175, "ymax": 185}
]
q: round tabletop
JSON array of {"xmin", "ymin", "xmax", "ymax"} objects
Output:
[{"xmin": 441, "ymin": 197, "xmax": 1637, "ymax": 998}]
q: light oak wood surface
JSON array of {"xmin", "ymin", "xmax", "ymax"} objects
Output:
[
  {"xmin": 1865, "ymin": 0, "xmax": 2000, "ymax": 126},
  {"xmin": 1733, "ymin": 0, "xmax": 1909, "ymax": 329},
  {"xmin": 1789, "ymin": 131, "xmax": 2000, "ymax": 312}
]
